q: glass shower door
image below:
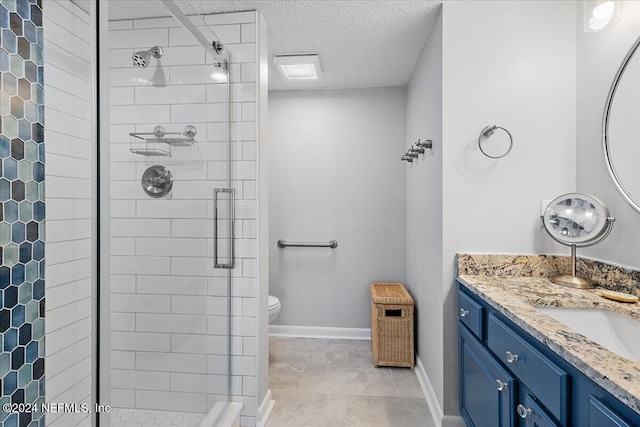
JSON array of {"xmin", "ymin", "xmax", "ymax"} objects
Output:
[{"xmin": 103, "ymin": 1, "xmax": 233, "ymax": 425}]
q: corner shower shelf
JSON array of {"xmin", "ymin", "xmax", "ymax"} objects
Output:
[{"xmin": 129, "ymin": 125, "xmax": 197, "ymax": 157}]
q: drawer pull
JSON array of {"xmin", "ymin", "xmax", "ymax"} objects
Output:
[
  {"xmin": 506, "ymin": 351, "xmax": 519, "ymax": 363},
  {"xmin": 517, "ymin": 404, "xmax": 532, "ymax": 419},
  {"xmin": 496, "ymin": 379, "xmax": 508, "ymax": 391},
  {"xmin": 459, "ymin": 308, "xmax": 469, "ymax": 317}
]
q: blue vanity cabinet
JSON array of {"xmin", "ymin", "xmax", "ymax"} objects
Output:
[
  {"xmin": 458, "ymin": 282, "xmax": 640, "ymax": 427},
  {"xmin": 460, "ymin": 324, "xmax": 516, "ymax": 427}
]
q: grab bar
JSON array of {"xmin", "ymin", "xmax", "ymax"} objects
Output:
[{"xmin": 277, "ymin": 239, "xmax": 338, "ymax": 249}]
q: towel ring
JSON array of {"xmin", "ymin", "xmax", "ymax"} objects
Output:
[{"xmin": 478, "ymin": 125, "xmax": 513, "ymax": 159}]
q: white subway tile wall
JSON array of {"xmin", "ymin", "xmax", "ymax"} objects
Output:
[
  {"xmin": 108, "ymin": 12, "xmax": 259, "ymax": 426},
  {"xmin": 43, "ymin": 1, "xmax": 94, "ymax": 426}
]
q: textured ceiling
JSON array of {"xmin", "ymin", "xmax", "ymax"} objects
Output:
[{"xmin": 108, "ymin": 1, "xmax": 441, "ymax": 91}]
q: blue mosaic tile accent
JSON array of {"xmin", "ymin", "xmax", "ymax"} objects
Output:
[{"xmin": 1, "ymin": 2, "xmax": 44, "ymax": 425}]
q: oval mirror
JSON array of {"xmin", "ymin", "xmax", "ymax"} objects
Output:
[{"xmin": 604, "ymin": 35, "xmax": 640, "ymax": 213}]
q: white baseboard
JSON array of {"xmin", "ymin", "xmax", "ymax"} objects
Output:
[
  {"xmin": 256, "ymin": 389, "xmax": 275, "ymax": 427},
  {"xmin": 414, "ymin": 356, "xmax": 465, "ymax": 427},
  {"xmin": 269, "ymin": 325, "xmax": 371, "ymax": 340},
  {"xmin": 415, "ymin": 356, "xmax": 444, "ymax": 427}
]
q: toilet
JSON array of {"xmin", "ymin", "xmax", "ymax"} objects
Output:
[{"xmin": 268, "ymin": 295, "xmax": 281, "ymax": 324}]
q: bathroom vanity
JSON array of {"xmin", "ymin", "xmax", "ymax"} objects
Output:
[{"xmin": 457, "ymin": 275, "xmax": 640, "ymax": 427}]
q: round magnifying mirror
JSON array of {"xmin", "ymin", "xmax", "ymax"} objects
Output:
[{"xmin": 542, "ymin": 193, "xmax": 614, "ymax": 289}]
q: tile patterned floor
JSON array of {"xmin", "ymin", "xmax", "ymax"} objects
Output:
[
  {"xmin": 109, "ymin": 408, "xmax": 205, "ymax": 427},
  {"xmin": 267, "ymin": 337, "xmax": 434, "ymax": 427}
]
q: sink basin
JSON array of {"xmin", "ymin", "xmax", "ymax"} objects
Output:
[{"xmin": 535, "ymin": 306, "xmax": 640, "ymax": 361}]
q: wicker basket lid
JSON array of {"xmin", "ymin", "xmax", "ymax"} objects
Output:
[{"xmin": 370, "ymin": 283, "xmax": 413, "ymax": 305}]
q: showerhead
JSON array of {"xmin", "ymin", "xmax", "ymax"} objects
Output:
[{"xmin": 132, "ymin": 46, "xmax": 163, "ymax": 68}]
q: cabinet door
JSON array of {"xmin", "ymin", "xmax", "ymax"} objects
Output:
[
  {"xmin": 588, "ymin": 396, "xmax": 634, "ymax": 427},
  {"xmin": 518, "ymin": 394, "xmax": 560, "ymax": 427},
  {"xmin": 460, "ymin": 325, "xmax": 516, "ymax": 427}
]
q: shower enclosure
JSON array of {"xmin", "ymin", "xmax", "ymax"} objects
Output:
[
  {"xmin": 0, "ymin": 0, "xmax": 264, "ymax": 426},
  {"xmin": 102, "ymin": 1, "xmax": 239, "ymax": 425}
]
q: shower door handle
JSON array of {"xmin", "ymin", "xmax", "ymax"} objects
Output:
[{"xmin": 213, "ymin": 188, "xmax": 235, "ymax": 269}]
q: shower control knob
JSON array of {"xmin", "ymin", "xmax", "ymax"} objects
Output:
[{"xmin": 142, "ymin": 165, "xmax": 173, "ymax": 198}]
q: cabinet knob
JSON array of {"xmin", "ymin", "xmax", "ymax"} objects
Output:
[
  {"xmin": 506, "ymin": 351, "xmax": 519, "ymax": 363},
  {"xmin": 496, "ymin": 379, "xmax": 508, "ymax": 391},
  {"xmin": 517, "ymin": 404, "xmax": 532, "ymax": 419},
  {"xmin": 459, "ymin": 308, "xmax": 469, "ymax": 317}
]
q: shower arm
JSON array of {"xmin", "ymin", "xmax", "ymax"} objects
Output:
[{"xmin": 159, "ymin": 0, "xmax": 226, "ymax": 59}]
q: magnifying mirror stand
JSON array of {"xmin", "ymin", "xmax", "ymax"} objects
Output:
[
  {"xmin": 542, "ymin": 193, "xmax": 615, "ymax": 290},
  {"xmin": 551, "ymin": 244, "xmax": 594, "ymax": 289}
]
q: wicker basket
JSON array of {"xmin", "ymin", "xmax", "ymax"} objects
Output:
[{"xmin": 370, "ymin": 282, "xmax": 415, "ymax": 369}]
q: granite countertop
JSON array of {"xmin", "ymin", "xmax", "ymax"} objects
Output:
[{"xmin": 458, "ymin": 274, "xmax": 640, "ymax": 414}]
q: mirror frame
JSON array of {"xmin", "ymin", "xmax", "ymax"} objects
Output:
[
  {"xmin": 603, "ymin": 34, "xmax": 640, "ymax": 214},
  {"xmin": 542, "ymin": 192, "xmax": 611, "ymax": 246}
]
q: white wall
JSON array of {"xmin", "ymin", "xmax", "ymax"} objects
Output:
[
  {"xmin": 405, "ymin": 2, "xmax": 577, "ymax": 423},
  {"xmin": 405, "ymin": 5, "xmax": 444, "ymax": 410},
  {"xmin": 43, "ymin": 2, "xmax": 95, "ymax": 426},
  {"xmin": 268, "ymin": 87, "xmax": 407, "ymax": 329},
  {"xmin": 107, "ymin": 11, "xmax": 261, "ymax": 426},
  {"xmin": 441, "ymin": 0, "xmax": 577, "ymax": 417},
  {"xmin": 576, "ymin": 1, "xmax": 640, "ymax": 269}
]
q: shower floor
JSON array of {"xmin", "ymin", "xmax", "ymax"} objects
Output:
[{"xmin": 110, "ymin": 408, "xmax": 206, "ymax": 427}]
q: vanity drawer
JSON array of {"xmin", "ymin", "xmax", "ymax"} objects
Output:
[
  {"xmin": 487, "ymin": 313, "xmax": 569, "ymax": 425},
  {"xmin": 458, "ymin": 291, "xmax": 485, "ymax": 339}
]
